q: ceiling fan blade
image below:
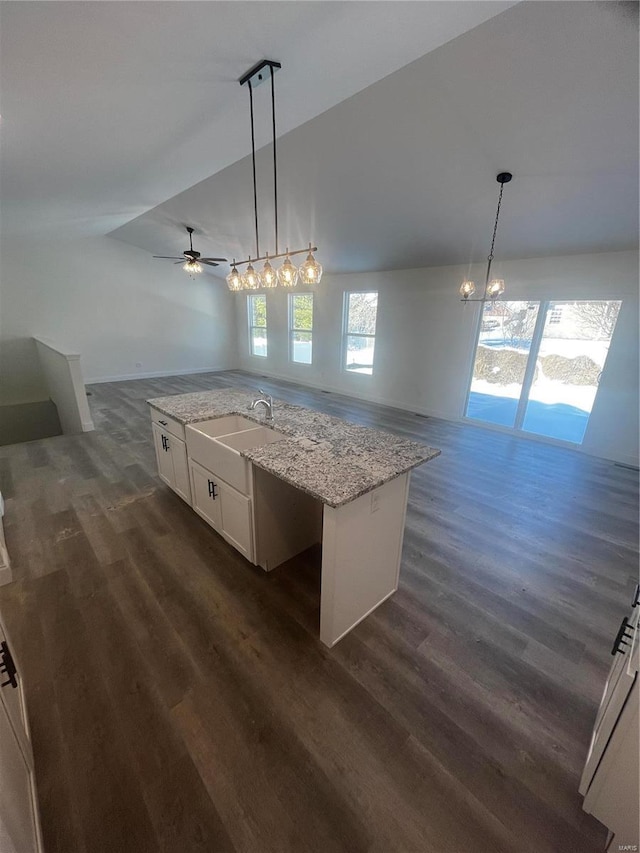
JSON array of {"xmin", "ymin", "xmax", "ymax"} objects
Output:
[
  {"xmin": 199, "ymin": 257, "xmax": 228, "ymax": 263},
  {"xmin": 153, "ymin": 255, "xmax": 185, "ymax": 260},
  {"xmin": 174, "ymin": 261, "xmax": 185, "ymax": 264},
  {"xmin": 200, "ymin": 260, "xmax": 219, "ymax": 267}
]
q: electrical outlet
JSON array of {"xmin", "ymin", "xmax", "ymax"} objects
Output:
[{"xmin": 370, "ymin": 491, "xmax": 380, "ymax": 513}]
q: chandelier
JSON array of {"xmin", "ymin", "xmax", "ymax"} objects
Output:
[
  {"xmin": 460, "ymin": 172, "xmax": 512, "ymax": 304},
  {"xmin": 227, "ymin": 60, "xmax": 322, "ymax": 292}
]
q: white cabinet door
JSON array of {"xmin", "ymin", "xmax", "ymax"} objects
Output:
[
  {"xmin": 189, "ymin": 460, "xmax": 254, "ymax": 561},
  {"xmin": 0, "ymin": 619, "xmax": 42, "ymax": 853},
  {"xmin": 152, "ymin": 423, "xmax": 174, "ymax": 488},
  {"xmin": 580, "ymin": 606, "xmax": 639, "ymax": 796},
  {"xmin": 0, "ymin": 701, "xmax": 39, "ymax": 853},
  {"xmin": 153, "ymin": 424, "xmax": 191, "ymax": 504},
  {"xmin": 218, "ymin": 479, "xmax": 253, "ymax": 561},
  {"xmin": 167, "ymin": 435, "xmax": 191, "ymax": 503},
  {"xmin": 189, "ymin": 459, "xmax": 222, "ymax": 532}
]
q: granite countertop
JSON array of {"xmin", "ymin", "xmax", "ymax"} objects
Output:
[{"xmin": 148, "ymin": 389, "xmax": 441, "ymax": 508}]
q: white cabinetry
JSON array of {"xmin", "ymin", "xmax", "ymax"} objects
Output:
[
  {"xmin": 580, "ymin": 595, "xmax": 639, "ymax": 850},
  {"xmin": 151, "ymin": 423, "xmax": 191, "ymax": 504},
  {"xmin": 189, "ymin": 459, "xmax": 254, "ymax": 561},
  {"xmin": 0, "ymin": 615, "xmax": 43, "ymax": 852}
]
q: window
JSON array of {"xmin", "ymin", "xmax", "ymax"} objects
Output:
[
  {"xmin": 289, "ymin": 293, "xmax": 313, "ymax": 364},
  {"xmin": 248, "ymin": 294, "xmax": 267, "ymax": 357},
  {"xmin": 343, "ymin": 291, "xmax": 378, "ymax": 375}
]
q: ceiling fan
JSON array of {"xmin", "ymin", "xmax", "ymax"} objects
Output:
[{"xmin": 153, "ymin": 227, "xmax": 227, "ymax": 271}]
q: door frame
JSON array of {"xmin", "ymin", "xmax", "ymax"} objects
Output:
[{"xmin": 463, "ymin": 299, "xmax": 618, "ymax": 446}]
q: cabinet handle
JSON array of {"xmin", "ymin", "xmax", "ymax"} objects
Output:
[
  {"xmin": 159, "ymin": 420, "xmax": 168, "ymax": 426},
  {"xmin": 163, "ymin": 436, "xmax": 170, "ymax": 452},
  {"xmin": 0, "ymin": 641, "xmax": 18, "ymax": 689},
  {"xmin": 208, "ymin": 480, "xmax": 217, "ymax": 500},
  {"xmin": 611, "ymin": 616, "xmax": 634, "ymax": 656},
  {"xmin": 161, "ymin": 435, "xmax": 166, "ymax": 450},
  {"xmin": 632, "ymin": 583, "xmax": 639, "ymax": 608}
]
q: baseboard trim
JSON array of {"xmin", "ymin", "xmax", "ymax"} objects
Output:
[
  {"xmin": 85, "ymin": 366, "xmax": 228, "ymax": 384},
  {"xmin": 237, "ymin": 367, "xmax": 638, "ymax": 468},
  {"xmin": 237, "ymin": 368, "xmax": 453, "ymax": 423}
]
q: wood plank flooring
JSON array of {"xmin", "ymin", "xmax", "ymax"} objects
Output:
[{"xmin": 0, "ymin": 369, "xmax": 638, "ymax": 852}]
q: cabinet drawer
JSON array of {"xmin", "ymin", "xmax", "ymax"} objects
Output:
[{"xmin": 149, "ymin": 407, "xmax": 185, "ymax": 441}]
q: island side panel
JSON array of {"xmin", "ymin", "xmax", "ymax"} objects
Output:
[{"xmin": 320, "ymin": 472, "xmax": 410, "ymax": 647}]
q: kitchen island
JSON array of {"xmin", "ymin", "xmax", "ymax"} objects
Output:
[{"xmin": 148, "ymin": 389, "xmax": 440, "ymax": 646}]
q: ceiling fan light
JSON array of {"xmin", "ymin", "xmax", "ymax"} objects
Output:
[
  {"xmin": 242, "ymin": 262, "xmax": 262, "ymax": 290},
  {"xmin": 262, "ymin": 258, "xmax": 277, "ymax": 288},
  {"xmin": 226, "ymin": 263, "xmax": 242, "ymax": 291},
  {"xmin": 277, "ymin": 255, "xmax": 298, "ymax": 288},
  {"xmin": 183, "ymin": 259, "xmax": 203, "ymax": 275},
  {"xmin": 460, "ymin": 280, "xmax": 476, "ymax": 300},
  {"xmin": 299, "ymin": 250, "xmax": 323, "ymax": 285},
  {"xmin": 486, "ymin": 279, "xmax": 505, "ymax": 300}
]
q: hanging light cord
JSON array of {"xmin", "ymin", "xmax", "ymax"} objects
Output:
[
  {"xmin": 270, "ymin": 66, "xmax": 279, "ymax": 257},
  {"xmin": 248, "ymin": 79, "xmax": 260, "ymax": 260},
  {"xmin": 485, "ymin": 179, "xmax": 505, "ymax": 287}
]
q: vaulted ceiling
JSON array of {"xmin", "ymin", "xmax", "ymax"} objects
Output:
[{"xmin": 1, "ymin": 1, "xmax": 637, "ymax": 276}]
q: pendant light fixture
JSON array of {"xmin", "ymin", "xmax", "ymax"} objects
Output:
[
  {"xmin": 226, "ymin": 59, "xmax": 323, "ymax": 291},
  {"xmin": 460, "ymin": 172, "xmax": 512, "ymax": 304},
  {"xmin": 226, "ymin": 261, "xmax": 242, "ymax": 291}
]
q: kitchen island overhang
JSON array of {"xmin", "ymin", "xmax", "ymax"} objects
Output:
[{"xmin": 147, "ymin": 389, "xmax": 440, "ymax": 646}]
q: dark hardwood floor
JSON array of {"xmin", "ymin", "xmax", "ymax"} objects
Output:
[{"xmin": 1, "ymin": 369, "xmax": 637, "ymax": 852}]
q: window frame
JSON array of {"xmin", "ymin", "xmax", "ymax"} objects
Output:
[
  {"xmin": 288, "ymin": 292, "xmax": 314, "ymax": 365},
  {"xmin": 247, "ymin": 294, "xmax": 268, "ymax": 358},
  {"xmin": 342, "ymin": 290, "xmax": 379, "ymax": 376}
]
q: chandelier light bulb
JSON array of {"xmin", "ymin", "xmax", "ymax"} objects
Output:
[
  {"xmin": 299, "ymin": 248, "xmax": 323, "ymax": 285},
  {"xmin": 226, "ymin": 262, "xmax": 242, "ymax": 291},
  {"xmin": 243, "ymin": 262, "xmax": 262, "ymax": 290},
  {"xmin": 459, "ymin": 280, "xmax": 476, "ymax": 300},
  {"xmin": 277, "ymin": 254, "xmax": 299, "ymax": 288},
  {"xmin": 183, "ymin": 259, "xmax": 203, "ymax": 275},
  {"xmin": 262, "ymin": 257, "xmax": 277, "ymax": 288},
  {"xmin": 485, "ymin": 279, "xmax": 505, "ymax": 300}
]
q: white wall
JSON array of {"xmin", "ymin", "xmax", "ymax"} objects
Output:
[
  {"xmin": 0, "ymin": 234, "xmax": 237, "ymax": 405},
  {"xmin": 234, "ymin": 250, "xmax": 639, "ymax": 466}
]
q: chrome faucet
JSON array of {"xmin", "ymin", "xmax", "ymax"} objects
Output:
[{"xmin": 248, "ymin": 389, "xmax": 274, "ymax": 422}]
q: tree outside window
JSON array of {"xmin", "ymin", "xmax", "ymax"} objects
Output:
[
  {"xmin": 289, "ymin": 293, "xmax": 313, "ymax": 364},
  {"xmin": 344, "ymin": 291, "xmax": 378, "ymax": 375},
  {"xmin": 248, "ymin": 295, "xmax": 267, "ymax": 357}
]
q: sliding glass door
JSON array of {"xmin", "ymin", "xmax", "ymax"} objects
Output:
[
  {"xmin": 466, "ymin": 301, "xmax": 540, "ymax": 428},
  {"xmin": 465, "ymin": 300, "xmax": 621, "ymax": 445}
]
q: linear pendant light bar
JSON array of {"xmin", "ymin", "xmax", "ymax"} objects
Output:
[
  {"xmin": 227, "ymin": 59, "xmax": 323, "ymax": 291},
  {"xmin": 233, "ymin": 246, "xmax": 318, "ymax": 267}
]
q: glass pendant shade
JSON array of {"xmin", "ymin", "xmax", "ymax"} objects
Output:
[
  {"xmin": 183, "ymin": 259, "xmax": 203, "ymax": 275},
  {"xmin": 299, "ymin": 251, "xmax": 323, "ymax": 285},
  {"xmin": 460, "ymin": 280, "xmax": 476, "ymax": 300},
  {"xmin": 242, "ymin": 263, "xmax": 262, "ymax": 290},
  {"xmin": 226, "ymin": 264, "xmax": 242, "ymax": 291},
  {"xmin": 485, "ymin": 278, "xmax": 505, "ymax": 300},
  {"xmin": 277, "ymin": 255, "xmax": 298, "ymax": 288},
  {"xmin": 262, "ymin": 258, "xmax": 277, "ymax": 288}
]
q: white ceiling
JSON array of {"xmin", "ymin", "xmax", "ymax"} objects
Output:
[
  {"xmin": 1, "ymin": 1, "xmax": 638, "ymax": 276},
  {"xmin": 0, "ymin": 1, "xmax": 515, "ymax": 239}
]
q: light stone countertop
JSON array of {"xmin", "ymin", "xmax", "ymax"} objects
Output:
[{"xmin": 148, "ymin": 389, "xmax": 441, "ymax": 507}]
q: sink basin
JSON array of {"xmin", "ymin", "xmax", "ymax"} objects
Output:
[
  {"xmin": 185, "ymin": 417, "xmax": 286, "ymax": 494},
  {"xmin": 216, "ymin": 426, "xmax": 285, "ymax": 453},
  {"xmin": 189, "ymin": 415, "xmax": 258, "ymax": 439}
]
